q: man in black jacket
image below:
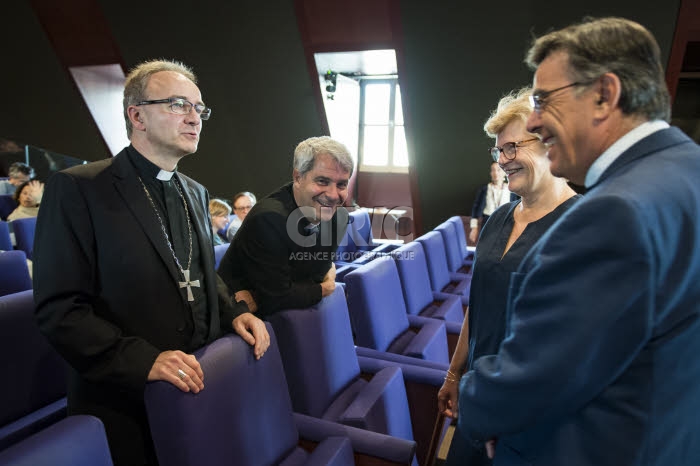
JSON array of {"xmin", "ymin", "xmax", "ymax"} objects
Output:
[
  {"xmin": 34, "ymin": 59, "xmax": 269, "ymax": 466},
  {"xmin": 218, "ymin": 136, "xmax": 352, "ymax": 317}
]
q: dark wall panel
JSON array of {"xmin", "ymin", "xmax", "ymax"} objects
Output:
[
  {"xmin": 98, "ymin": 0, "xmax": 324, "ymax": 200},
  {"xmin": 1, "ymin": 0, "xmax": 109, "ymax": 161},
  {"xmin": 400, "ymin": 0, "xmax": 680, "ymax": 229}
]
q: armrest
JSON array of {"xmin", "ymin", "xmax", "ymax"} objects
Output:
[
  {"xmin": 340, "ymin": 366, "xmax": 413, "ymax": 441},
  {"xmin": 407, "ymin": 314, "xmax": 461, "ymax": 335},
  {"xmin": 355, "ymin": 347, "xmax": 448, "ymax": 371},
  {"xmin": 335, "ymin": 263, "xmax": 361, "ymax": 282},
  {"xmin": 433, "ymin": 291, "xmax": 469, "ymax": 307},
  {"xmin": 447, "ymin": 274, "xmax": 471, "ymax": 296},
  {"xmin": 404, "ymin": 319, "xmax": 449, "ymax": 364},
  {"xmin": 294, "ymin": 412, "xmax": 416, "ymax": 465},
  {"xmin": 303, "ymin": 436, "xmax": 354, "ymax": 466},
  {"xmin": 423, "ymin": 294, "xmax": 464, "ymax": 323}
]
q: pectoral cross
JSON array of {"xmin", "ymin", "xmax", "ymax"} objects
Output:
[{"xmin": 179, "ymin": 269, "xmax": 200, "ymax": 302}]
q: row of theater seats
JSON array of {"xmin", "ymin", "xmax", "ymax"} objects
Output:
[
  {"xmin": 0, "ymin": 287, "xmax": 425, "ymax": 465},
  {"xmin": 0, "ymin": 214, "xmax": 472, "ymax": 465}
]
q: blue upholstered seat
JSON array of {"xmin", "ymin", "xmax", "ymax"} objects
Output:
[
  {"xmin": 10, "ymin": 217, "xmax": 36, "ymax": 261},
  {"xmin": 0, "ymin": 251, "xmax": 32, "ymax": 297},
  {"xmin": 267, "ymin": 287, "xmax": 451, "ymax": 466},
  {"xmin": 435, "ymin": 221, "xmax": 473, "ymax": 274},
  {"xmin": 391, "ymin": 241, "xmax": 465, "ymax": 324},
  {"xmin": 0, "ymin": 290, "xmax": 67, "ymax": 451},
  {"xmin": 0, "ymin": 221, "xmax": 12, "ymax": 251},
  {"xmin": 144, "ymin": 326, "xmax": 416, "ymax": 466},
  {"xmin": 415, "ymin": 231, "xmax": 471, "ymax": 303},
  {"xmin": 0, "ymin": 415, "xmax": 113, "ymax": 466}
]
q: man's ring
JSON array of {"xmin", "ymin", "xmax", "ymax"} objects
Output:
[{"xmin": 177, "ymin": 369, "xmax": 187, "ymax": 380}]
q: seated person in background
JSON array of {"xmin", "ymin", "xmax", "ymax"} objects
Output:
[
  {"xmin": 438, "ymin": 87, "xmax": 579, "ymax": 466},
  {"xmin": 218, "ymin": 136, "xmax": 352, "ymax": 317},
  {"xmin": 7, "ymin": 179, "xmax": 44, "ymax": 221},
  {"xmin": 468, "ymin": 161, "xmax": 517, "ymax": 244},
  {"xmin": 0, "ymin": 162, "xmax": 35, "ymax": 195},
  {"xmin": 208, "ymin": 198, "xmax": 232, "ymax": 245},
  {"xmin": 225, "ymin": 191, "xmax": 256, "ymax": 241}
]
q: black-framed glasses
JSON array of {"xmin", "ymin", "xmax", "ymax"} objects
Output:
[
  {"xmin": 529, "ymin": 82, "xmax": 590, "ymax": 113},
  {"xmin": 489, "ymin": 138, "xmax": 539, "ymax": 162},
  {"xmin": 136, "ymin": 97, "xmax": 212, "ymax": 120}
]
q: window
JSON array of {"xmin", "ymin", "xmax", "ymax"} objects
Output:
[{"xmin": 359, "ymin": 78, "xmax": 409, "ymax": 173}]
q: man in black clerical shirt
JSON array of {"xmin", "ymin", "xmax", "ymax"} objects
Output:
[
  {"xmin": 218, "ymin": 136, "xmax": 353, "ymax": 317},
  {"xmin": 33, "ymin": 59, "xmax": 269, "ymax": 466}
]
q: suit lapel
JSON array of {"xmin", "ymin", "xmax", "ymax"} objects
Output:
[{"xmin": 111, "ymin": 152, "xmax": 182, "ymax": 286}]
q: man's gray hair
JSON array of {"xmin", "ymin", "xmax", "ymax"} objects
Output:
[
  {"xmin": 526, "ymin": 17, "xmax": 670, "ymax": 122},
  {"xmin": 8, "ymin": 162, "xmax": 34, "ymax": 180},
  {"xmin": 123, "ymin": 59, "xmax": 197, "ymax": 138},
  {"xmin": 293, "ymin": 136, "xmax": 354, "ymax": 178}
]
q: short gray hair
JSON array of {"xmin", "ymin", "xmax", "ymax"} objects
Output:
[
  {"xmin": 293, "ymin": 136, "xmax": 353, "ymax": 178},
  {"xmin": 526, "ymin": 17, "xmax": 670, "ymax": 122},
  {"xmin": 123, "ymin": 59, "xmax": 197, "ymax": 138}
]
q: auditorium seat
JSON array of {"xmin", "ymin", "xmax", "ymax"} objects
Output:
[
  {"xmin": 335, "ymin": 209, "xmax": 398, "ymax": 266},
  {"xmin": 0, "ymin": 251, "xmax": 32, "ymax": 297},
  {"xmin": 446, "ymin": 216, "xmax": 475, "ymax": 261},
  {"xmin": 267, "ymin": 287, "xmax": 450, "ymax": 466},
  {"xmin": 0, "ymin": 290, "xmax": 67, "ymax": 450},
  {"xmin": 144, "ymin": 327, "xmax": 416, "ymax": 466},
  {"xmin": 213, "ymin": 243, "xmax": 229, "ymax": 269},
  {"xmin": 391, "ymin": 242, "xmax": 465, "ymax": 324},
  {"xmin": 344, "ymin": 256, "xmax": 455, "ymax": 364},
  {"xmin": 415, "ymin": 231, "xmax": 471, "ymax": 304},
  {"xmin": 0, "ymin": 195, "xmax": 17, "ymax": 221},
  {"xmin": 10, "ymin": 217, "xmax": 36, "ymax": 260},
  {"xmin": 435, "ymin": 221, "xmax": 473, "ymax": 274},
  {"xmin": 0, "ymin": 415, "xmax": 113, "ymax": 466},
  {"xmin": 0, "ymin": 221, "xmax": 12, "ymax": 251}
]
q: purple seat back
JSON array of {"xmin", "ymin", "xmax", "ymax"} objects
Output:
[
  {"xmin": 0, "ymin": 415, "xmax": 113, "ymax": 466},
  {"xmin": 0, "ymin": 290, "xmax": 67, "ymax": 448},
  {"xmin": 415, "ymin": 232, "xmax": 451, "ymax": 291},
  {"xmin": 0, "ymin": 251, "xmax": 32, "ymax": 297},
  {"xmin": 0, "ymin": 221, "xmax": 12, "ymax": 251},
  {"xmin": 145, "ymin": 327, "xmax": 301, "ymax": 466},
  {"xmin": 447, "ymin": 216, "xmax": 469, "ymax": 257},
  {"xmin": 391, "ymin": 242, "xmax": 435, "ymax": 315},
  {"xmin": 267, "ymin": 288, "xmax": 361, "ymax": 418},
  {"xmin": 345, "ymin": 256, "xmax": 409, "ymax": 351},
  {"xmin": 435, "ymin": 222, "xmax": 462, "ymax": 273},
  {"xmin": 213, "ymin": 243, "xmax": 229, "ymax": 269},
  {"xmin": 336, "ymin": 209, "xmax": 373, "ymax": 258},
  {"xmin": 0, "ymin": 195, "xmax": 17, "ymax": 221},
  {"xmin": 11, "ymin": 217, "xmax": 36, "ymax": 260}
]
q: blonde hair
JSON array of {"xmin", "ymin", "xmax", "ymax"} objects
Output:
[
  {"xmin": 209, "ymin": 198, "xmax": 232, "ymax": 218},
  {"xmin": 483, "ymin": 87, "xmax": 533, "ymax": 139}
]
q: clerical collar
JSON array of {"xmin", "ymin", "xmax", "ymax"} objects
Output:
[
  {"xmin": 156, "ymin": 170, "xmax": 175, "ymax": 181},
  {"xmin": 126, "ymin": 145, "xmax": 178, "ymax": 181}
]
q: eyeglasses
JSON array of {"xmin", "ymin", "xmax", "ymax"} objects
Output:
[
  {"xmin": 489, "ymin": 138, "xmax": 539, "ymax": 162},
  {"xmin": 136, "ymin": 97, "xmax": 212, "ymax": 120},
  {"xmin": 529, "ymin": 82, "xmax": 590, "ymax": 113},
  {"xmin": 234, "ymin": 205, "xmax": 253, "ymax": 212}
]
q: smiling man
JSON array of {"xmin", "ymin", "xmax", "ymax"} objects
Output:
[
  {"xmin": 456, "ymin": 18, "xmax": 700, "ymax": 466},
  {"xmin": 218, "ymin": 136, "xmax": 352, "ymax": 317},
  {"xmin": 33, "ymin": 60, "xmax": 269, "ymax": 466}
]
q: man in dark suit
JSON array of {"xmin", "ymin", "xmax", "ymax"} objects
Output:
[
  {"xmin": 457, "ymin": 18, "xmax": 700, "ymax": 465},
  {"xmin": 218, "ymin": 136, "xmax": 352, "ymax": 317},
  {"xmin": 33, "ymin": 60, "xmax": 269, "ymax": 466}
]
